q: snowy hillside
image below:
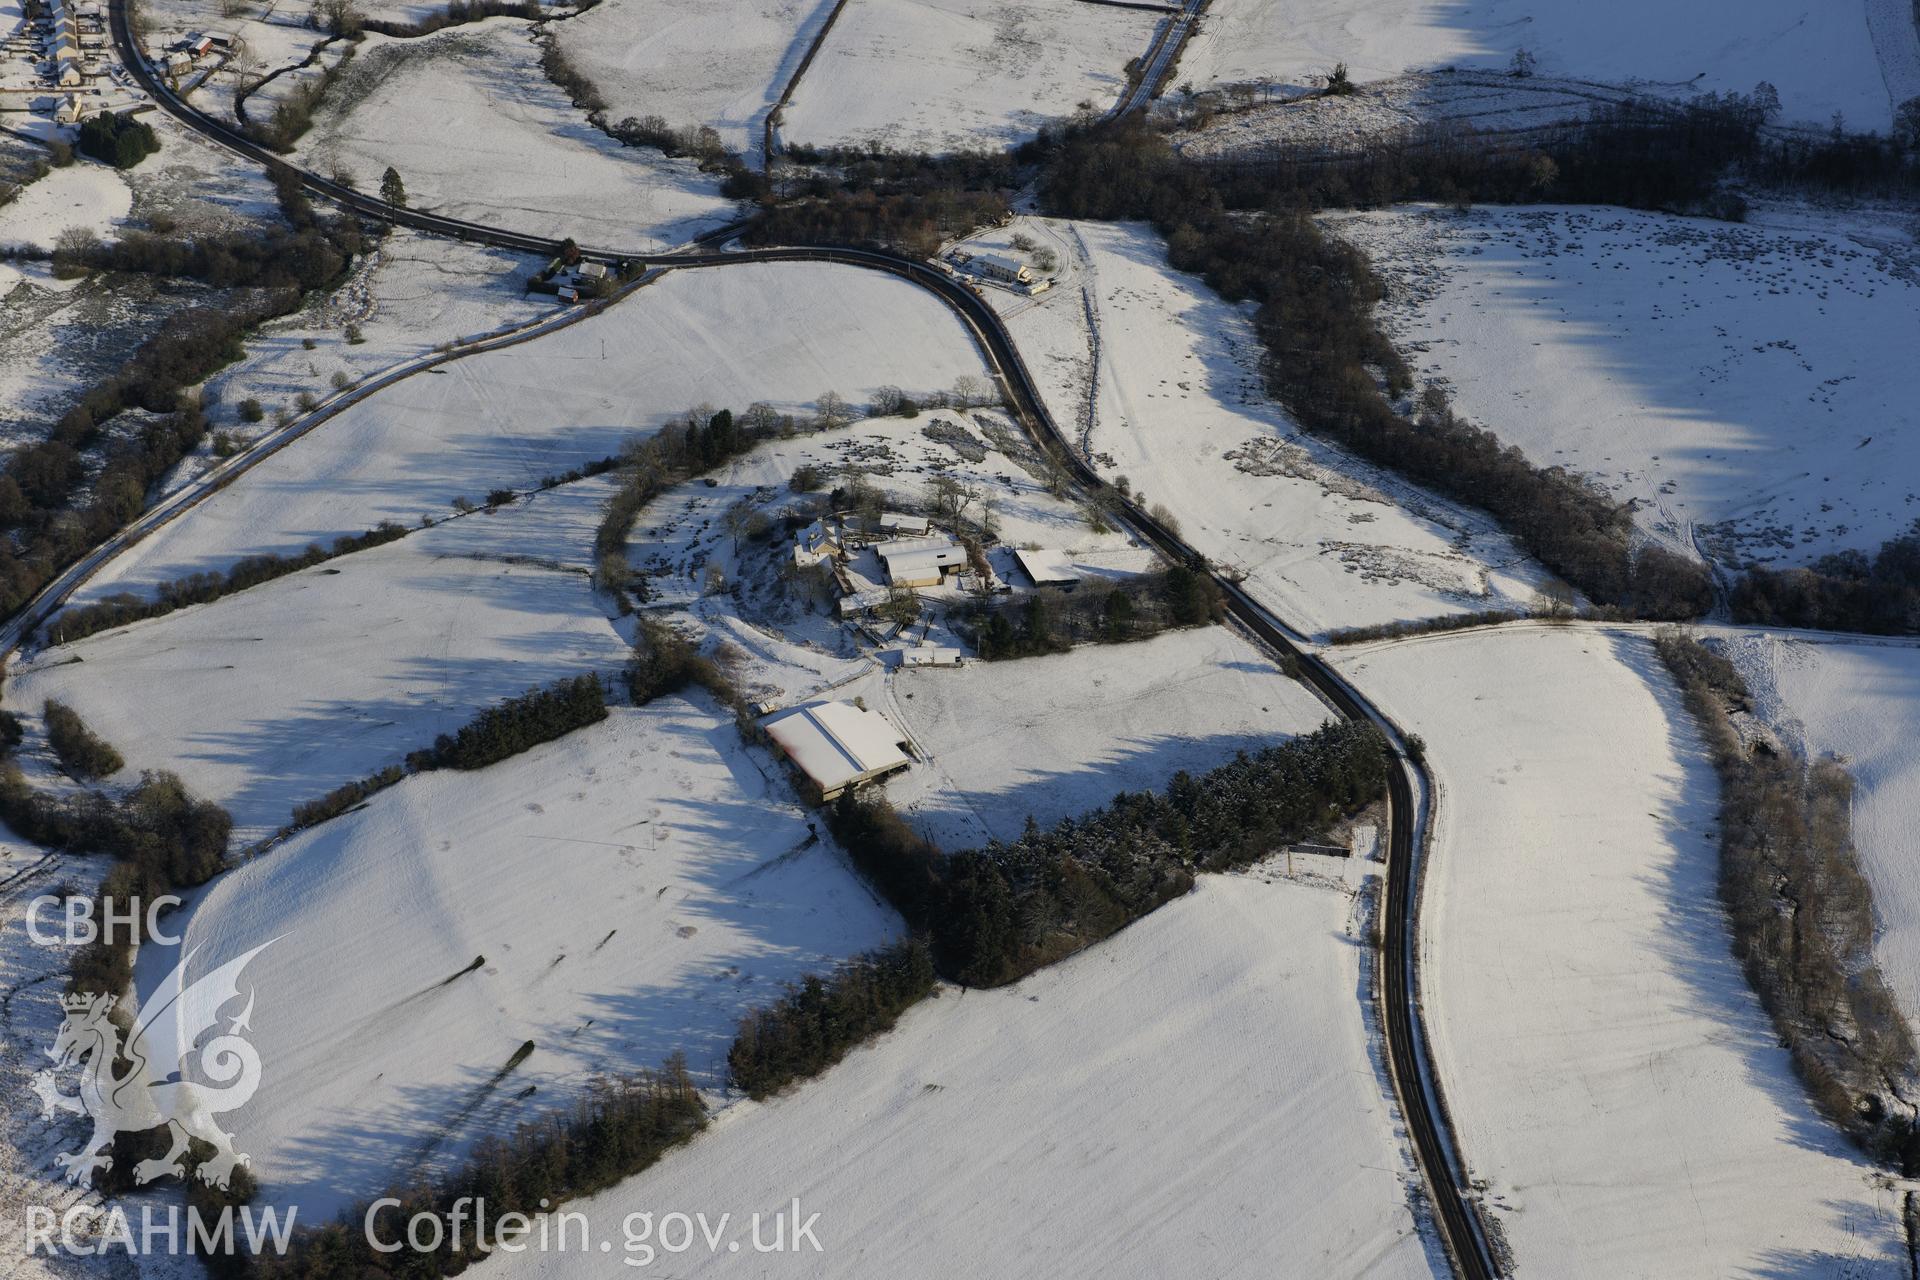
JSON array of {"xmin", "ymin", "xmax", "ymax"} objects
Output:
[
  {"xmin": 477, "ymin": 869, "xmax": 1438, "ymax": 1279},
  {"xmin": 297, "ymin": 22, "xmax": 738, "ymax": 248},
  {"xmin": 884, "ymin": 625, "xmax": 1333, "ymax": 847},
  {"xmin": 1333, "ymin": 626, "xmax": 1904, "ymax": 1275},
  {"xmin": 131, "ymin": 698, "xmax": 900, "ymax": 1220},
  {"xmin": 71, "ymin": 262, "xmax": 989, "ymax": 603},
  {"xmin": 987, "ymin": 218, "xmax": 1558, "ymax": 638},
  {"xmin": 555, "ymin": 0, "xmax": 840, "ymax": 164},
  {"xmin": 1328, "ymin": 204, "xmax": 1920, "ymax": 571},
  {"xmin": 1177, "ymin": 0, "xmax": 1904, "ymax": 130},
  {"xmin": 781, "ymin": 0, "xmax": 1154, "ymax": 154},
  {"xmin": 14, "ymin": 479, "xmax": 629, "ymax": 842}
]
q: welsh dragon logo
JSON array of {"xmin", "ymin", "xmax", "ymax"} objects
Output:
[{"xmin": 33, "ymin": 942, "xmax": 274, "ymax": 1191}]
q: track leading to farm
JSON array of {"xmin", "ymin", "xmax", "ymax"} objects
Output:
[{"xmin": 86, "ymin": 11, "xmax": 1500, "ymax": 1275}]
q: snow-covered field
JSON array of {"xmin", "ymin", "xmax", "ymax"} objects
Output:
[
  {"xmin": 555, "ymin": 0, "xmax": 838, "ymax": 163},
  {"xmin": 884, "ymin": 625, "xmax": 1333, "ymax": 847},
  {"xmin": 124, "ymin": 112, "xmax": 285, "ymax": 236},
  {"xmin": 479, "ymin": 868, "xmax": 1437, "ymax": 1279},
  {"xmin": 14, "ymin": 479, "xmax": 630, "ymax": 843},
  {"xmin": 1720, "ymin": 631, "xmax": 1920, "ymax": 1038},
  {"xmin": 1328, "ymin": 203, "xmax": 1920, "ymax": 571},
  {"xmin": 1333, "ymin": 626, "xmax": 1904, "ymax": 1276},
  {"xmin": 992, "ymin": 218, "xmax": 1555, "ymax": 638},
  {"xmin": 197, "ymin": 229, "xmax": 550, "ymax": 443},
  {"xmin": 1176, "ymin": 0, "xmax": 1901, "ymax": 130},
  {"xmin": 0, "ymin": 162, "xmax": 129, "ymax": 253},
  {"xmin": 132, "ymin": 696, "xmax": 900, "ymax": 1219},
  {"xmin": 297, "ymin": 22, "xmax": 738, "ymax": 248},
  {"xmin": 1174, "ymin": 71, "xmax": 1646, "ymax": 162},
  {"xmin": 781, "ymin": 0, "xmax": 1154, "ymax": 154},
  {"xmin": 73, "ymin": 261, "xmax": 988, "ymax": 602}
]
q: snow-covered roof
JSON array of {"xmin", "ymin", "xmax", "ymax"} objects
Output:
[
  {"xmin": 1014, "ymin": 548, "xmax": 1078, "ymax": 586},
  {"xmin": 762, "ymin": 701, "xmax": 911, "ymax": 797},
  {"xmin": 973, "ymin": 252, "xmax": 1029, "ymax": 278},
  {"xmin": 879, "ymin": 511, "xmax": 930, "ymax": 535},
  {"xmin": 837, "ymin": 585, "xmax": 890, "ymax": 617},
  {"xmin": 875, "ymin": 534, "xmax": 949, "ymax": 556},
  {"xmin": 880, "ymin": 539, "xmax": 967, "ymax": 584},
  {"xmin": 796, "ymin": 518, "xmax": 839, "ymax": 555}
]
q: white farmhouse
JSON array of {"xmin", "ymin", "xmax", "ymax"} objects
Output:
[{"xmin": 971, "ymin": 252, "xmax": 1032, "ymax": 285}]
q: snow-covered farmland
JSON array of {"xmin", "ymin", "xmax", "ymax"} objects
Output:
[
  {"xmin": 1329, "ymin": 204, "xmax": 1920, "ymax": 571},
  {"xmin": 14, "ymin": 479, "xmax": 629, "ymax": 843},
  {"xmin": 1332, "ymin": 626, "xmax": 1904, "ymax": 1276},
  {"xmin": 884, "ymin": 625, "xmax": 1333, "ymax": 847},
  {"xmin": 1720, "ymin": 631, "xmax": 1920, "ymax": 1038},
  {"xmin": 1176, "ymin": 0, "xmax": 1901, "ymax": 130},
  {"xmin": 74, "ymin": 261, "xmax": 989, "ymax": 601},
  {"xmin": 0, "ymin": 162, "xmax": 129, "ymax": 253},
  {"xmin": 196, "ymin": 229, "xmax": 550, "ymax": 446},
  {"xmin": 555, "ymin": 0, "xmax": 839, "ymax": 164},
  {"xmin": 133, "ymin": 696, "xmax": 900, "ymax": 1219},
  {"xmin": 481, "ymin": 868, "xmax": 1436, "ymax": 1279},
  {"xmin": 991, "ymin": 218, "xmax": 1554, "ymax": 638},
  {"xmin": 1174, "ymin": 71, "xmax": 1645, "ymax": 162},
  {"xmin": 297, "ymin": 22, "xmax": 738, "ymax": 248},
  {"xmin": 780, "ymin": 0, "xmax": 1155, "ymax": 154}
]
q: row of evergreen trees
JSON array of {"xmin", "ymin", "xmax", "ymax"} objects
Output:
[
  {"xmin": 49, "ymin": 523, "xmax": 411, "ymax": 646},
  {"xmin": 728, "ymin": 940, "xmax": 936, "ymax": 1099},
  {"xmin": 1730, "ymin": 519, "xmax": 1920, "ymax": 635},
  {"xmin": 284, "ymin": 675, "xmax": 610, "ymax": 833},
  {"xmin": 0, "ymin": 750, "xmax": 231, "ymax": 998},
  {"xmin": 253, "ymin": 1059, "xmax": 707, "ymax": 1279},
  {"xmin": 969, "ymin": 565, "xmax": 1223, "ymax": 659},
  {"xmin": 827, "ymin": 719, "xmax": 1389, "ymax": 988},
  {"xmin": 409, "ymin": 674, "xmax": 609, "ymax": 771},
  {"xmin": 42, "ymin": 700, "xmax": 125, "ymax": 780}
]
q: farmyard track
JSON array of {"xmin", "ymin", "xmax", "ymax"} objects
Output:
[{"xmin": 82, "ymin": 10, "xmax": 1501, "ymax": 1274}]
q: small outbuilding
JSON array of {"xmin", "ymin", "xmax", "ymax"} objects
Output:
[
  {"xmin": 1014, "ymin": 548, "xmax": 1079, "ymax": 588},
  {"xmin": 877, "ymin": 510, "xmax": 930, "ymax": 537},
  {"xmin": 762, "ymin": 701, "xmax": 912, "ymax": 799}
]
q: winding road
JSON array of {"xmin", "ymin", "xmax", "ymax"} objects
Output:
[{"xmin": 62, "ymin": 8, "xmax": 1503, "ymax": 1275}]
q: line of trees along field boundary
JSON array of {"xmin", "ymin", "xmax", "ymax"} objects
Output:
[{"xmin": 1655, "ymin": 629, "xmax": 1920, "ymax": 1171}]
